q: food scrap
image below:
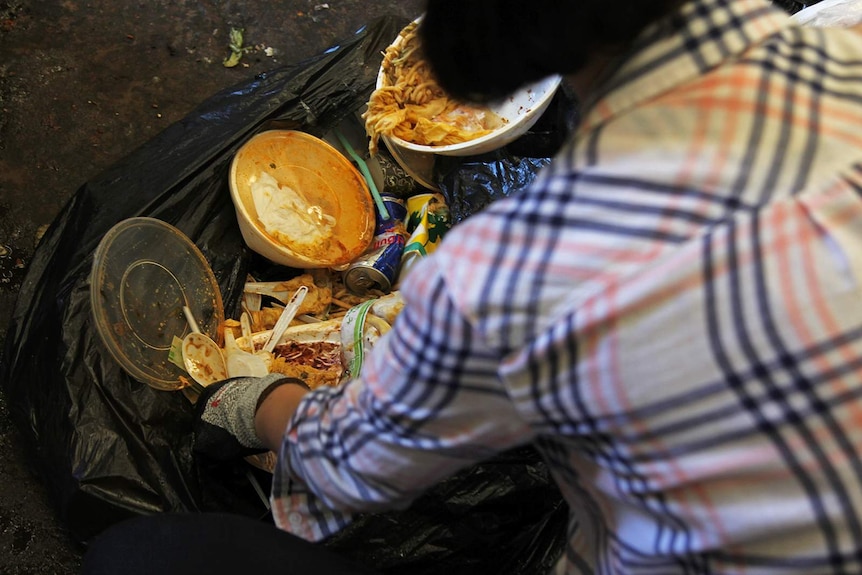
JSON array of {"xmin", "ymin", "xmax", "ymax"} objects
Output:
[
  {"xmin": 363, "ymin": 21, "xmax": 505, "ymax": 155},
  {"xmin": 223, "ymin": 27, "xmax": 252, "ymax": 68},
  {"xmin": 189, "ymin": 269, "xmax": 404, "ymax": 392},
  {"xmin": 250, "ymin": 172, "xmax": 336, "ymax": 250}
]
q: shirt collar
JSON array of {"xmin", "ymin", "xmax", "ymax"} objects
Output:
[{"xmin": 577, "ymin": 0, "xmax": 793, "ymax": 134}]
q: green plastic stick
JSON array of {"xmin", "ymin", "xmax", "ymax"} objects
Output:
[{"xmin": 335, "ymin": 130, "xmax": 390, "ymax": 220}]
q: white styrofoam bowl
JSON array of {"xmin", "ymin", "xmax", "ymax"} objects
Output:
[
  {"xmin": 374, "ymin": 20, "xmax": 562, "ymax": 157},
  {"xmin": 229, "ymin": 130, "xmax": 376, "ymax": 268}
]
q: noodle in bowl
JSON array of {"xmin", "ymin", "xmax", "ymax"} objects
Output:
[{"xmin": 364, "ymin": 18, "xmax": 562, "ymax": 157}]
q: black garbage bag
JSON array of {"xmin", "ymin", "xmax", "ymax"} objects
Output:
[
  {"xmin": 326, "ymin": 446, "xmax": 569, "ymax": 575},
  {"xmin": 0, "ymin": 15, "xmax": 570, "ymax": 574},
  {"xmin": 434, "ymin": 88, "xmax": 578, "ymax": 224}
]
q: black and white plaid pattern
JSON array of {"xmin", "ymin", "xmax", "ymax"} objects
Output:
[{"xmin": 274, "ymin": 0, "xmax": 862, "ymax": 572}]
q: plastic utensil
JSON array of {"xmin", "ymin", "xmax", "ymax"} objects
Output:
[
  {"xmin": 240, "ymin": 312, "xmax": 254, "ymax": 349},
  {"xmin": 90, "ymin": 217, "xmax": 225, "ymax": 391},
  {"xmin": 224, "ymin": 330, "xmax": 269, "ymax": 378},
  {"xmin": 262, "ymin": 286, "xmax": 308, "ymax": 353},
  {"xmin": 244, "ymin": 281, "xmax": 302, "ymax": 305},
  {"xmin": 242, "ymin": 274, "xmax": 262, "ymax": 313},
  {"xmin": 335, "ymin": 129, "xmax": 389, "ymax": 220},
  {"xmin": 181, "ymin": 306, "xmax": 228, "ymax": 386}
]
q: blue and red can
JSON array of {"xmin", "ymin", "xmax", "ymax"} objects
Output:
[{"xmin": 343, "ymin": 195, "xmax": 408, "ymax": 295}]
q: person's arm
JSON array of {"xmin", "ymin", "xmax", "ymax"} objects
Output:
[
  {"xmin": 193, "ymin": 372, "xmax": 310, "ymax": 461},
  {"xmin": 268, "ymin": 250, "xmax": 536, "ymax": 541},
  {"xmin": 254, "ymin": 383, "xmax": 307, "ymax": 451}
]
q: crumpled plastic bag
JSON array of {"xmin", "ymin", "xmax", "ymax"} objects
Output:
[
  {"xmin": 0, "ymin": 15, "xmax": 572, "ymax": 573},
  {"xmin": 791, "ymin": 0, "xmax": 862, "ymax": 26},
  {"xmin": 325, "ymin": 445, "xmax": 569, "ymax": 575},
  {"xmin": 434, "ymin": 89, "xmax": 578, "ymax": 225}
]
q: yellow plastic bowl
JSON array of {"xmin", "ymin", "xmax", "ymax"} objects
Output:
[{"xmin": 229, "ymin": 130, "xmax": 376, "ymax": 268}]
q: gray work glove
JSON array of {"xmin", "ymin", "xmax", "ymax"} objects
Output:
[{"xmin": 193, "ymin": 373, "xmax": 309, "ymax": 461}]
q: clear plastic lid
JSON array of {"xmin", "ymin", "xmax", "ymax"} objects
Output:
[{"xmin": 90, "ymin": 217, "xmax": 224, "ymax": 390}]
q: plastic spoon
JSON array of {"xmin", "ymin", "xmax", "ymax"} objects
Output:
[
  {"xmin": 240, "ymin": 310, "xmax": 277, "ymax": 369},
  {"xmin": 244, "ymin": 269, "xmax": 329, "ymax": 310},
  {"xmin": 242, "ymin": 274, "xmax": 262, "ymax": 313},
  {"xmin": 244, "ymin": 281, "xmax": 303, "ymax": 305},
  {"xmin": 224, "ymin": 329, "xmax": 269, "ymax": 378},
  {"xmin": 239, "ymin": 312, "xmax": 255, "ymax": 351},
  {"xmin": 181, "ymin": 306, "xmax": 228, "ymax": 387},
  {"xmin": 263, "ymin": 286, "xmax": 308, "ymax": 353}
]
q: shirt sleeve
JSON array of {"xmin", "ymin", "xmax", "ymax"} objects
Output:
[{"xmin": 269, "ymin": 252, "xmax": 534, "ymax": 541}]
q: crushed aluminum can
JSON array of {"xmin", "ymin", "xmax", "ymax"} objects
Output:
[
  {"xmin": 404, "ymin": 192, "xmax": 450, "ymax": 257},
  {"xmin": 398, "ymin": 192, "xmax": 451, "ymax": 282},
  {"xmin": 343, "ymin": 194, "xmax": 408, "ymax": 295}
]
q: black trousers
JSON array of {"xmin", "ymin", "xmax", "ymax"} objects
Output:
[{"xmin": 80, "ymin": 512, "xmax": 380, "ymax": 575}]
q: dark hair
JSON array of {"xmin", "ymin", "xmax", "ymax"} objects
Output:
[{"xmin": 419, "ymin": 0, "xmax": 682, "ymax": 103}]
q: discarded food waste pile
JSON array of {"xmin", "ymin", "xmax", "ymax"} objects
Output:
[
  {"xmin": 1, "ymin": 16, "xmax": 571, "ymax": 574},
  {"xmin": 92, "ymin": 141, "xmax": 451, "ymax": 403},
  {"xmin": 90, "ymin": 13, "xmax": 554, "ymax": 406},
  {"xmin": 89, "ymin": 19, "xmax": 475, "ymax": 470}
]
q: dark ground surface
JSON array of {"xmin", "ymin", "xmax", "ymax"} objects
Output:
[{"xmin": 0, "ymin": 0, "xmax": 813, "ymax": 573}]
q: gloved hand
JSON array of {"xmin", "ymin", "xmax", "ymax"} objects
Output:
[{"xmin": 193, "ymin": 373, "xmax": 310, "ymax": 460}]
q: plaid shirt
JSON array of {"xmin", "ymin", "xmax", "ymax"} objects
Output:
[{"xmin": 273, "ymin": 0, "xmax": 862, "ymax": 572}]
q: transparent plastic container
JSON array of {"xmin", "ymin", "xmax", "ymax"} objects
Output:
[{"xmin": 90, "ymin": 217, "xmax": 224, "ymax": 390}]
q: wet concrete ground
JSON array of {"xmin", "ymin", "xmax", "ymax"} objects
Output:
[
  {"xmin": 0, "ymin": 1, "xmax": 421, "ymax": 572},
  {"xmin": 0, "ymin": 0, "xmax": 812, "ymax": 573}
]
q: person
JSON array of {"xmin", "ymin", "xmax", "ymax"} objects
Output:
[{"xmin": 81, "ymin": 0, "xmax": 862, "ymax": 573}]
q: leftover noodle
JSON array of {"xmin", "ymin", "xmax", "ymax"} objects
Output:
[{"xmin": 363, "ymin": 22, "xmax": 505, "ymax": 155}]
